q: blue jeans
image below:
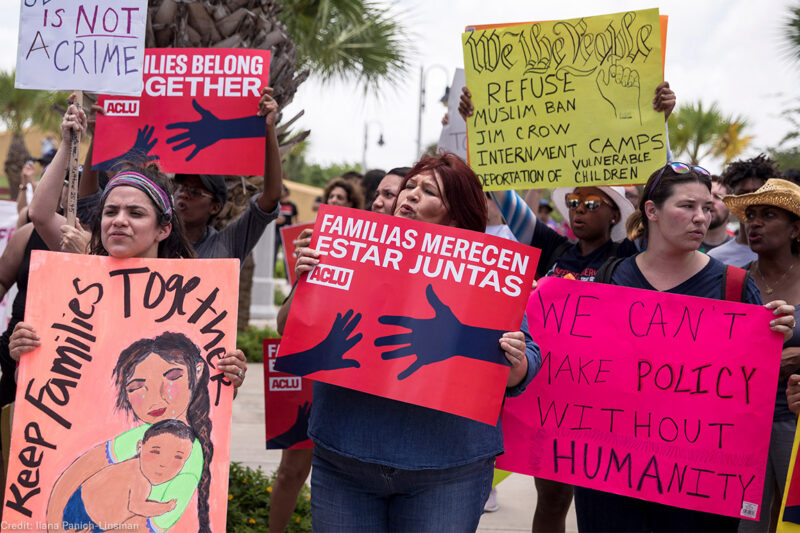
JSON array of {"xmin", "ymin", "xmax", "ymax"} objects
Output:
[{"xmin": 310, "ymin": 445, "xmax": 494, "ymax": 532}]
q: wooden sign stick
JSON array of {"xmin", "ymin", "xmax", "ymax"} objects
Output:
[{"xmin": 66, "ymin": 90, "xmax": 83, "ymax": 227}]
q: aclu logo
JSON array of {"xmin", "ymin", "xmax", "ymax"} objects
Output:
[
  {"xmin": 270, "ymin": 376, "xmax": 301, "ymax": 391},
  {"xmin": 306, "ymin": 264, "xmax": 353, "ymax": 290},
  {"xmin": 104, "ymin": 100, "xmax": 140, "ymax": 116}
]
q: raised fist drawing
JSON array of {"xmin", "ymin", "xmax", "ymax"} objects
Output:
[{"xmin": 596, "ymin": 62, "xmax": 642, "ymax": 125}]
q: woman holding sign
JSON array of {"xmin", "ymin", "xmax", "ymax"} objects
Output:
[
  {"xmin": 286, "ymin": 152, "xmax": 541, "ymax": 531},
  {"xmin": 723, "ymin": 179, "xmax": 800, "ymax": 532},
  {"xmin": 572, "ymin": 163, "xmax": 796, "ymax": 532},
  {"xmin": 9, "ymin": 95, "xmax": 248, "ymax": 531},
  {"xmin": 456, "ymin": 81, "xmax": 673, "ymax": 533}
]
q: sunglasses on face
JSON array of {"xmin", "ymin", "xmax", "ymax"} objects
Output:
[
  {"xmin": 648, "ymin": 162, "xmax": 711, "ymax": 200},
  {"xmin": 174, "ymin": 184, "xmax": 215, "ymax": 200},
  {"xmin": 565, "ymin": 193, "xmax": 612, "ymax": 211}
]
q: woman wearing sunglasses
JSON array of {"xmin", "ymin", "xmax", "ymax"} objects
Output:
[{"xmin": 573, "ymin": 163, "xmax": 796, "ymax": 532}]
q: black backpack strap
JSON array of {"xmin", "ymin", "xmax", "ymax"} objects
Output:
[
  {"xmin": 539, "ymin": 240, "xmax": 573, "ymax": 277},
  {"xmin": 595, "ymin": 256, "xmax": 625, "ymax": 284}
]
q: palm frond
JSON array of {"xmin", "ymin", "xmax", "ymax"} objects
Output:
[
  {"xmin": 782, "ymin": 4, "xmax": 800, "ymax": 64},
  {"xmin": 0, "ymin": 70, "xmax": 69, "ymax": 133},
  {"xmin": 280, "ymin": 0, "xmax": 412, "ymax": 92},
  {"xmin": 668, "ymin": 101, "xmax": 751, "ymax": 165}
]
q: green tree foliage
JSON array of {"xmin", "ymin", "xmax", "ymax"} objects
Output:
[
  {"xmin": 0, "ymin": 71, "xmax": 67, "ymax": 134},
  {"xmin": 768, "ymin": 100, "xmax": 800, "ymax": 171},
  {"xmin": 783, "ymin": 2, "xmax": 800, "ymax": 64},
  {"xmin": 668, "ymin": 101, "xmax": 751, "ymax": 165},
  {"xmin": 279, "ymin": 0, "xmax": 412, "ymax": 91},
  {"xmin": 283, "ymin": 141, "xmax": 361, "ymax": 188},
  {"xmin": 768, "ymin": 146, "xmax": 800, "ymax": 171},
  {"xmin": 0, "ymin": 70, "xmax": 70, "ymax": 197},
  {"xmin": 768, "ymin": 4, "xmax": 800, "ymax": 172}
]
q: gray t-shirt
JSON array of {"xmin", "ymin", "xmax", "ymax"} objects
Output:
[
  {"xmin": 707, "ymin": 238, "xmax": 757, "ymax": 267},
  {"xmin": 192, "ymin": 194, "xmax": 278, "ymax": 262}
]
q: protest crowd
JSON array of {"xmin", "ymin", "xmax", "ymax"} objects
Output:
[{"xmin": 2, "ymin": 4, "xmax": 800, "ymax": 533}]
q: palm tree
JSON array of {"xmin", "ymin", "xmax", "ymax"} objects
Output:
[
  {"xmin": 668, "ymin": 101, "xmax": 751, "ymax": 166},
  {"xmin": 709, "ymin": 121, "xmax": 754, "ymax": 165},
  {"xmin": 0, "ymin": 71, "xmax": 67, "ymax": 199},
  {"xmin": 279, "ymin": 0, "xmax": 410, "ymax": 91},
  {"xmin": 145, "ymin": 0, "xmax": 411, "ymax": 326},
  {"xmin": 783, "ymin": 2, "xmax": 800, "ymax": 63}
]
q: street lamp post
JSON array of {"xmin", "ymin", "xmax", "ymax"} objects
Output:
[
  {"xmin": 362, "ymin": 120, "xmax": 385, "ymax": 173},
  {"xmin": 415, "ymin": 64, "xmax": 450, "ymax": 160}
]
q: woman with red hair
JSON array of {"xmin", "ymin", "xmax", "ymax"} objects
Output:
[{"xmin": 281, "ymin": 152, "xmax": 541, "ymax": 531}]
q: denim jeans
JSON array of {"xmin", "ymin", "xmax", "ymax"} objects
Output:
[{"xmin": 310, "ymin": 445, "xmax": 494, "ymax": 532}]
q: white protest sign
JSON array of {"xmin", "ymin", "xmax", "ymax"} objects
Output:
[
  {"xmin": 0, "ymin": 201, "xmax": 19, "ymax": 330},
  {"xmin": 438, "ymin": 68, "xmax": 467, "ymax": 159},
  {"xmin": 15, "ymin": 0, "xmax": 147, "ymax": 95}
]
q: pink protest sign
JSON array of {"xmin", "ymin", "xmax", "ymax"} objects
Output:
[{"xmin": 496, "ymin": 277, "xmax": 782, "ymax": 521}]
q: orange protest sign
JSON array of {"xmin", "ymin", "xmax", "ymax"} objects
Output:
[{"xmin": 3, "ymin": 252, "xmax": 239, "ymax": 532}]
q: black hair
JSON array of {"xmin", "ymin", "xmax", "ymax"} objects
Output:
[
  {"xmin": 387, "ymin": 167, "xmax": 412, "ymax": 178},
  {"xmin": 142, "ymin": 419, "xmax": 195, "ymax": 443},
  {"xmin": 628, "ymin": 164, "xmax": 712, "ymax": 241},
  {"xmin": 720, "ymin": 154, "xmax": 780, "ymax": 192},
  {"xmin": 360, "ymin": 169, "xmax": 386, "ymax": 210},
  {"xmin": 90, "ymin": 163, "xmax": 195, "ymax": 258},
  {"xmin": 113, "ymin": 332, "xmax": 212, "ymax": 533}
]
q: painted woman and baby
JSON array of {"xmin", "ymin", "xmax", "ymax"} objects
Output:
[{"xmin": 46, "ymin": 332, "xmax": 214, "ymax": 533}]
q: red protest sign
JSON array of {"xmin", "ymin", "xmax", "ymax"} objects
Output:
[
  {"xmin": 276, "ymin": 205, "xmax": 540, "ymax": 425},
  {"xmin": 93, "ymin": 48, "xmax": 270, "ymax": 175},
  {"xmin": 264, "ymin": 338, "xmax": 313, "ymax": 449},
  {"xmin": 496, "ymin": 277, "xmax": 781, "ymax": 520},
  {"xmin": 280, "ymin": 222, "xmax": 315, "ymax": 285}
]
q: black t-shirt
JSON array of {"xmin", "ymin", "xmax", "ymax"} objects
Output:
[
  {"xmin": 611, "ymin": 254, "xmax": 762, "ymax": 303},
  {"xmin": 531, "ymin": 221, "xmax": 638, "ymax": 281},
  {"xmin": 277, "ymin": 201, "xmax": 298, "ymax": 229}
]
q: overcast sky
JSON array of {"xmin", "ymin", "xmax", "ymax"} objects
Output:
[{"xmin": 2, "ymin": 0, "xmax": 798, "ymax": 176}]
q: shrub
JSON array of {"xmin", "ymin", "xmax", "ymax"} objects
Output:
[
  {"xmin": 227, "ymin": 462, "xmax": 311, "ymax": 532},
  {"xmin": 274, "ymin": 258, "xmax": 286, "ymax": 280},
  {"xmin": 237, "ymin": 325, "xmax": 280, "ymax": 362}
]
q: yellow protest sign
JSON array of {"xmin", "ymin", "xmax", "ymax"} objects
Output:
[
  {"xmin": 778, "ymin": 421, "xmax": 800, "ymax": 532},
  {"xmin": 462, "ymin": 9, "xmax": 666, "ymax": 190}
]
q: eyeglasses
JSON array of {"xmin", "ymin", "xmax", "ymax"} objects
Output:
[
  {"xmin": 565, "ymin": 193, "xmax": 613, "ymax": 211},
  {"xmin": 174, "ymin": 184, "xmax": 215, "ymax": 200},
  {"xmin": 648, "ymin": 162, "xmax": 711, "ymax": 200}
]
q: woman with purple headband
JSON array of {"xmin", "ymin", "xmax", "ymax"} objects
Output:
[{"xmin": 27, "ymin": 95, "xmax": 194, "ymax": 260}]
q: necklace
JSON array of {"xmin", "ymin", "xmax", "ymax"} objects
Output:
[{"xmin": 755, "ymin": 260, "xmax": 796, "ymax": 295}]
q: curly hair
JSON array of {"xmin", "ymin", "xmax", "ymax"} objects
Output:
[
  {"xmin": 322, "ymin": 178, "xmax": 365, "ymax": 210},
  {"xmin": 720, "ymin": 154, "xmax": 781, "ymax": 193}
]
